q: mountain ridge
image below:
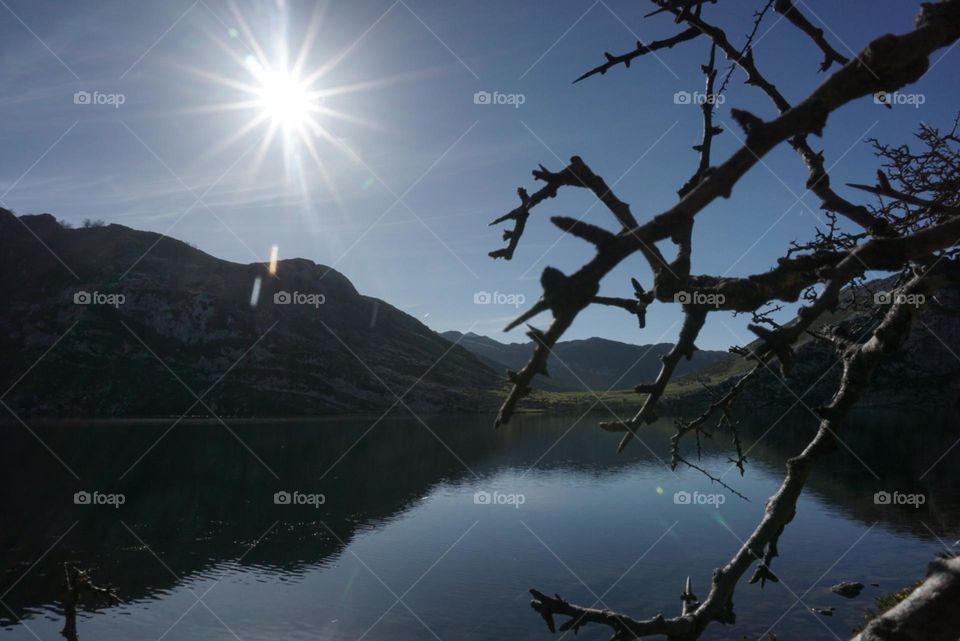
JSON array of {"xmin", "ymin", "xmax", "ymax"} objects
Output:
[
  {"xmin": 0, "ymin": 209, "xmax": 501, "ymax": 417},
  {"xmin": 666, "ymin": 277, "xmax": 960, "ymax": 413},
  {"xmin": 442, "ymin": 330, "xmax": 727, "ymax": 392}
]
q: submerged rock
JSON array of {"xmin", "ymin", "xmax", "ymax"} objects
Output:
[{"xmin": 831, "ymin": 581, "xmax": 864, "ymax": 598}]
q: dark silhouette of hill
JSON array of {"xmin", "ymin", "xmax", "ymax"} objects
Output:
[
  {"xmin": 0, "ymin": 209, "xmax": 500, "ymax": 417},
  {"xmin": 671, "ymin": 278, "xmax": 960, "ymax": 413}
]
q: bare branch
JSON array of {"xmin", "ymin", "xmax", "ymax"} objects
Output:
[
  {"xmin": 485, "ymin": 2, "xmax": 960, "ymax": 639},
  {"xmin": 490, "ymin": 3, "xmax": 960, "ymax": 428},
  {"xmin": 528, "ymin": 264, "xmax": 960, "ymax": 640},
  {"xmin": 573, "ymin": 28, "xmax": 702, "ymax": 84},
  {"xmin": 773, "ymin": 0, "xmax": 850, "ymax": 71}
]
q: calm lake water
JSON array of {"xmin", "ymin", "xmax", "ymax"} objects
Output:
[{"xmin": 1, "ymin": 412, "xmax": 958, "ymax": 640}]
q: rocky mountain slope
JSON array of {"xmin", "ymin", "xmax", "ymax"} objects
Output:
[
  {"xmin": 671, "ymin": 278, "xmax": 960, "ymax": 415},
  {"xmin": 0, "ymin": 209, "xmax": 500, "ymax": 417},
  {"xmin": 442, "ymin": 331, "xmax": 727, "ymax": 392}
]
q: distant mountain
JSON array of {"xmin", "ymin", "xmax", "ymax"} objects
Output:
[
  {"xmin": 441, "ymin": 331, "xmax": 728, "ymax": 392},
  {"xmin": 0, "ymin": 209, "xmax": 500, "ymax": 417}
]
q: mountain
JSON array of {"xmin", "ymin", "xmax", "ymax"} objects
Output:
[
  {"xmin": 670, "ymin": 277, "xmax": 960, "ymax": 413},
  {"xmin": 0, "ymin": 209, "xmax": 500, "ymax": 417},
  {"xmin": 441, "ymin": 331, "xmax": 728, "ymax": 392}
]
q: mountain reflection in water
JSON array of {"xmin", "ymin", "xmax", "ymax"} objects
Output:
[{"xmin": 1, "ymin": 411, "xmax": 957, "ymax": 640}]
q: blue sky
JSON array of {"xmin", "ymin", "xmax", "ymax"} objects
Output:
[{"xmin": 1, "ymin": 0, "xmax": 957, "ymax": 350}]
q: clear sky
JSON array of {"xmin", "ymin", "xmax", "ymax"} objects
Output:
[{"xmin": 1, "ymin": 0, "xmax": 957, "ymax": 350}]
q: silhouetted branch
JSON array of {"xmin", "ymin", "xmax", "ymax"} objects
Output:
[
  {"xmin": 528, "ymin": 266, "xmax": 960, "ymax": 640},
  {"xmin": 848, "ymin": 171, "xmax": 958, "ymax": 214},
  {"xmin": 773, "ymin": 0, "xmax": 850, "ymax": 71},
  {"xmin": 492, "ymin": 2, "xmax": 960, "ymax": 428},
  {"xmin": 749, "ymin": 215, "xmax": 960, "ymax": 361},
  {"xmin": 602, "ymin": 307, "xmax": 707, "ymax": 451},
  {"xmin": 593, "ymin": 278, "xmax": 656, "ymax": 328},
  {"xmin": 666, "ymin": 4, "xmax": 895, "ymax": 236},
  {"xmin": 485, "ymin": 1, "xmax": 960, "ymax": 638},
  {"xmin": 678, "ymin": 43, "xmax": 722, "ymax": 200},
  {"xmin": 573, "ymin": 28, "xmax": 702, "ymax": 84},
  {"xmin": 490, "ymin": 156, "xmax": 649, "ymax": 262},
  {"xmin": 717, "ymin": 0, "xmax": 775, "ymax": 95},
  {"xmin": 672, "ymin": 365, "xmax": 760, "ymax": 472}
]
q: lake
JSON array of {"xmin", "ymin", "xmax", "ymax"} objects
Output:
[{"xmin": 1, "ymin": 411, "xmax": 957, "ymax": 640}]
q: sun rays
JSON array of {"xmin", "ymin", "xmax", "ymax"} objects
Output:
[{"xmin": 182, "ymin": 1, "xmax": 397, "ymax": 207}]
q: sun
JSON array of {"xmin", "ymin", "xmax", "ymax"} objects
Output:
[
  {"xmin": 184, "ymin": 2, "xmax": 397, "ymax": 201},
  {"xmin": 255, "ymin": 68, "xmax": 312, "ymax": 130},
  {"xmin": 242, "ymin": 54, "xmax": 320, "ymax": 133}
]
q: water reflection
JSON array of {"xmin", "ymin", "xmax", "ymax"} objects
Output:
[{"xmin": 1, "ymin": 411, "xmax": 957, "ymax": 640}]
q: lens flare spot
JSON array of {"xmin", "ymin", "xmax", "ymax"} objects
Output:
[
  {"xmin": 250, "ymin": 276, "xmax": 263, "ymax": 308},
  {"xmin": 269, "ymin": 245, "xmax": 279, "ymax": 275}
]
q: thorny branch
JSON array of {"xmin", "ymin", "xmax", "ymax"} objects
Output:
[
  {"xmin": 530, "ymin": 265, "xmax": 960, "ymax": 641},
  {"xmin": 484, "ymin": 1, "xmax": 960, "ymax": 639},
  {"xmin": 772, "ymin": 0, "xmax": 849, "ymax": 72},
  {"xmin": 572, "ymin": 27, "xmax": 702, "ymax": 84}
]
